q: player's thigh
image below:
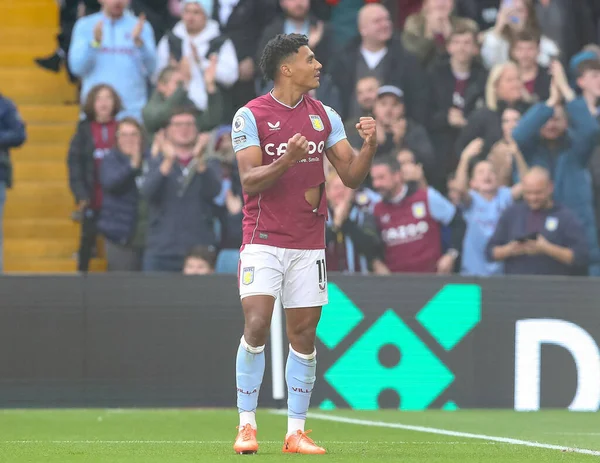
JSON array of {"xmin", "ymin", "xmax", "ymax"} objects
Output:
[
  {"xmin": 281, "ymin": 249, "xmax": 328, "ymax": 310},
  {"xmin": 239, "ymin": 244, "xmax": 285, "ymax": 302}
]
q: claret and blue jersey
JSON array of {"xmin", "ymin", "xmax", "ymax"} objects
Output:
[{"xmin": 231, "ymin": 92, "xmax": 347, "ymax": 250}]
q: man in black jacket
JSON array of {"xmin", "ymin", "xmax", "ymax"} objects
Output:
[
  {"xmin": 256, "ymin": 0, "xmax": 334, "ymax": 74},
  {"xmin": 428, "ymin": 22, "xmax": 487, "ymax": 180},
  {"xmin": 330, "ymin": 3, "xmax": 428, "ymax": 125}
]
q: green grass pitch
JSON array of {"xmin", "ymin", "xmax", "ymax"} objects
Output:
[{"xmin": 2, "ymin": 409, "xmax": 599, "ymax": 462}]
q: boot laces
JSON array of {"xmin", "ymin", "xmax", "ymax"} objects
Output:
[{"xmin": 236, "ymin": 424, "xmax": 254, "ymax": 442}]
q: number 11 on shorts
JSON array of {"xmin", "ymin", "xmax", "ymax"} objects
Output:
[{"xmin": 316, "ymin": 258, "xmax": 326, "ymax": 291}]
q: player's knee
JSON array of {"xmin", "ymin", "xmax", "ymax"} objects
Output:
[
  {"xmin": 288, "ymin": 327, "xmax": 317, "ymax": 353},
  {"xmin": 244, "ymin": 314, "xmax": 270, "ymax": 346}
]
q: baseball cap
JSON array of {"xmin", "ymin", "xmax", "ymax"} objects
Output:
[
  {"xmin": 377, "ymin": 85, "xmax": 404, "ymax": 101},
  {"xmin": 183, "ymin": 0, "xmax": 213, "ymax": 14}
]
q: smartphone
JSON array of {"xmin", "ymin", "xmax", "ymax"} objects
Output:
[
  {"xmin": 516, "ymin": 232, "xmax": 539, "ymax": 243},
  {"xmin": 502, "ymin": 0, "xmax": 520, "ymax": 24}
]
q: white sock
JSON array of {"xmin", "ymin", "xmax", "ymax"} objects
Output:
[
  {"xmin": 239, "ymin": 411, "xmax": 257, "ymax": 429},
  {"xmin": 287, "ymin": 417, "xmax": 305, "ymax": 437}
]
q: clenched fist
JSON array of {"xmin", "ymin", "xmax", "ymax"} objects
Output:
[
  {"xmin": 284, "ymin": 133, "xmax": 309, "ymax": 163},
  {"xmin": 356, "ymin": 117, "xmax": 377, "ymax": 147}
]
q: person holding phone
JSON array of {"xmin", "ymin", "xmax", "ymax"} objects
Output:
[
  {"xmin": 481, "ymin": 0, "xmax": 558, "ymax": 69},
  {"xmin": 486, "ymin": 167, "xmax": 589, "ymax": 276}
]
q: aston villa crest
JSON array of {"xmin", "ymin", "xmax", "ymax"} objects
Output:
[{"xmin": 309, "ymin": 115, "xmax": 324, "ymax": 132}]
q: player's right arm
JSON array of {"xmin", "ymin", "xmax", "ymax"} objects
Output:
[{"xmin": 232, "ymin": 107, "xmax": 308, "ymax": 195}]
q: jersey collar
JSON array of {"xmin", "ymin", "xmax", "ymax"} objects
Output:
[{"xmin": 269, "ymin": 90, "xmax": 304, "ymax": 109}]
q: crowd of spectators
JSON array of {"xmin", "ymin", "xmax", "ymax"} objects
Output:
[{"xmin": 4, "ymin": 0, "xmax": 600, "ymax": 277}]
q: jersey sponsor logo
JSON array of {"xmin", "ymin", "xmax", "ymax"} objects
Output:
[
  {"xmin": 233, "ymin": 115, "xmax": 245, "ymax": 132},
  {"xmin": 264, "ymin": 140, "xmax": 325, "ymax": 157},
  {"xmin": 412, "ymin": 202, "xmax": 426, "ymax": 219},
  {"xmin": 267, "ymin": 121, "xmax": 280, "ymax": 131},
  {"xmin": 309, "ymin": 114, "xmax": 324, "ymax": 132},
  {"xmin": 545, "ymin": 217, "xmax": 558, "ymax": 232},
  {"xmin": 233, "ymin": 135, "xmax": 247, "ymax": 146},
  {"xmin": 382, "ymin": 220, "xmax": 430, "ymax": 245},
  {"xmin": 242, "ymin": 267, "xmax": 254, "ymax": 285}
]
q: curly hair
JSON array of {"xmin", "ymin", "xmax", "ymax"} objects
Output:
[
  {"xmin": 82, "ymin": 84, "xmax": 122, "ymax": 121},
  {"xmin": 259, "ymin": 33, "xmax": 309, "ymax": 81}
]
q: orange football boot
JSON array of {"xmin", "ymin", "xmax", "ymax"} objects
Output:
[
  {"xmin": 282, "ymin": 430, "xmax": 326, "ymax": 455},
  {"xmin": 233, "ymin": 424, "xmax": 258, "ymax": 454}
]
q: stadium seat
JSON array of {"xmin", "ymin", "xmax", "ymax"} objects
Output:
[{"xmin": 215, "ymin": 249, "xmax": 240, "ymax": 274}]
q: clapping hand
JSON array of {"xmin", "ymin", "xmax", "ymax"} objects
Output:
[
  {"xmin": 93, "ymin": 20, "xmax": 103, "ymax": 44},
  {"xmin": 132, "ymin": 13, "xmax": 146, "ymax": 47}
]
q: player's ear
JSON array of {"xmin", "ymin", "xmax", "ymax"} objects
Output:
[{"xmin": 280, "ymin": 63, "xmax": 292, "ymax": 77}]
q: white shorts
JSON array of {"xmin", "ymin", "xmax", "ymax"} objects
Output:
[{"xmin": 239, "ymin": 244, "xmax": 328, "ymax": 308}]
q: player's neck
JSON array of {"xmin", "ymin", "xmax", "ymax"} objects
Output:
[{"xmin": 271, "ymin": 86, "xmax": 305, "ymax": 109}]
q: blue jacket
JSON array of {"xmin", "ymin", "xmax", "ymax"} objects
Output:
[
  {"xmin": 486, "ymin": 201, "xmax": 589, "ymax": 276},
  {"xmin": 512, "ymin": 98, "xmax": 600, "ymax": 267},
  {"xmin": 68, "ymin": 11, "xmax": 157, "ymax": 121},
  {"xmin": 141, "ymin": 155, "xmax": 222, "ymax": 257},
  {"xmin": 98, "ymin": 148, "xmax": 147, "ymax": 245},
  {"xmin": 0, "ymin": 95, "xmax": 26, "ymax": 186}
]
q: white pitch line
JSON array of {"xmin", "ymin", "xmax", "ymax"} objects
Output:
[
  {"xmin": 1, "ymin": 440, "xmax": 498, "ymax": 445},
  {"xmin": 269, "ymin": 411, "xmax": 600, "ymax": 457}
]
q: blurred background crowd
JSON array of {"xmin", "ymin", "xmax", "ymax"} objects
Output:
[{"xmin": 1, "ymin": 0, "xmax": 600, "ymax": 277}]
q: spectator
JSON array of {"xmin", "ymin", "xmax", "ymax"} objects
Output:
[
  {"xmin": 349, "ymin": 76, "xmax": 379, "ymax": 120},
  {"xmin": 486, "ymin": 167, "xmax": 589, "ymax": 275},
  {"xmin": 535, "ymin": 0, "xmax": 597, "ymax": 68},
  {"xmin": 35, "ymin": 0, "xmax": 101, "ymax": 77},
  {"xmin": 257, "ymin": 0, "xmax": 334, "ymax": 73},
  {"xmin": 454, "ymin": 0, "xmax": 501, "ymax": 33},
  {"xmin": 131, "ymin": 0, "xmax": 178, "ymax": 43},
  {"xmin": 401, "ymin": 0, "xmax": 479, "ymax": 67},
  {"xmin": 455, "ymin": 61, "xmax": 530, "ymax": 160},
  {"xmin": 143, "ymin": 60, "xmax": 223, "ymax": 136},
  {"xmin": 155, "ymin": 0, "xmax": 238, "ymax": 114},
  {"xmin": 428, "ymin": 22, "xmax": 487, "ymax": 177},
  {"xmin": 397, "ymin": 148, "xmax": 428, "ymax": 189},
  {"xmin": 212, "ymin": 0, "xmax": 278, "ymax": 119},
  {"xmin": 67, "ymin": 84, "xmax": 120, "ymax": 272},
  {"xmin": 370, "ymin": 156, "xmax": 466, "ymax": 274},
  {"xmin": 331, "ymin": 3, "xmax": 429, "ymax": 125},
  {"xmin": 480, "ymin": 0, "xmax": 558, "ymax": 70},
  {"xmin": 141, "ymin": 108, "xmax": 222, "ymax": 272},
  {"xmin": 182, "ymin": 245, "xmax": 216, "ymax": 274},
  {"xmin": 510, "ymin": 30, "xmax": 551, "ymax": 103},
  {"xmin": 348, "ymin": 86, "xmax": 435, "ymax": 172},
  {"xmin": 68, "ymin": 0, "xmax": 157, "ymax": 120},
  {"xmin": 486, "ymin": 107, "xmax": 528, "ymax": 186},
  {"xmin": 0, "ymin": 95, "xmax": 26, "ymax": 273},
  {"xmin": 204, "ymin": 126, "xmax": 243, "ymax": 249},
  {"xmin": 570, "ymin": 55, "xmax": 600, "ymax": 117},
  {"xmin": 454, "ymin": 138, "xmax": 523, "ymax": 276},
  {"xmin": 97, "ymin": 118, "xmax": 148, "ymax": 271},
  {"xmin": 512, "ymin": 61, "xmax": 600, "ymax": 275},
  {"xmin": 325, "ymin": 172, "xmax": 382, "ymax": 273}
]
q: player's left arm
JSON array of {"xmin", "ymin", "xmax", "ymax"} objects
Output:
[{"xmin": 324, "ymin": 105, "xmax": 377, "ymax": 189}]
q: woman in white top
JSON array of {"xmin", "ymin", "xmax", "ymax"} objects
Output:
[{"xmin": 481, "ymin": 0, "xmax": 559, "ymax": 69}]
